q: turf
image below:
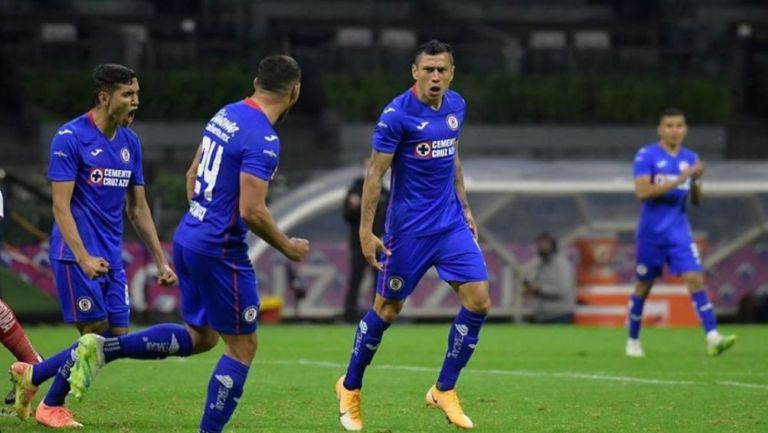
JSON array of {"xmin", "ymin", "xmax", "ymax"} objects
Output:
[{"xmin": 1, "ymin": 324, "xmax": 766, "ymax": 432}]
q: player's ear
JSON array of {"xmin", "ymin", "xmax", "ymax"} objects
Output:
[
  {"xmin": 289, "ymin": 82, "xmax": 301, "ymax": 104},
  {"xmin": 97, "ymin": 89, "xmax": 109, "ymax": 106},
  {"xmin": 411, "ymin": 63, "xmax": 418, "ymax": 80},
  {"xmin": 253, "ymin": 77, "xmax": 259, "ymax": 92}
]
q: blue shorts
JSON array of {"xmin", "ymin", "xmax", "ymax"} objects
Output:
[
  {"xmin": 50, "ymin": 259, "xmax": 130, "ymax": 327},
  {"xmin": 173, "ymin": 242, "xmax": 260, "ymax": 335},
  {"xmin": 377, "ymin": 225, "xmax": 488, "ymax": 300},
  {"xmin": 635, "ymin": 231, "xmax": 702, "ymax": 281}
]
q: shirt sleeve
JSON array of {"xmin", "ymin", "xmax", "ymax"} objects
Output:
[
  {"xmin": 130, "ymin": 139, "xmax": 146, "ymax": 186},
  {"xmin": 48, "ymin": 132, "xmax": 81, "ymax": 182},
  {"xmin": 241, "ymin": 134, "xmax": 280, "ymax": 181},
  {"xmin": 633, "ymin": 148, "xmax": 653, "ymax": 179},
  {"xmin": 371, "ymin": 106, "xmax": 403, "ymax": 154}
]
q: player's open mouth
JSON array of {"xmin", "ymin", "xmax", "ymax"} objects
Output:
[
  {"xmin": 127, "ymin": 109, "xmax": 138, "ymax": 121},
  {"xmin": 429, "ymin": 86, "xmax": 441, "ymax": 95}
]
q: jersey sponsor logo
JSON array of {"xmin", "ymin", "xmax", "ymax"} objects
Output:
[
  {"xmin": 76, "ymin": 296, "xmax": 93, "ymax": 312},
  {"xmin": 120, "ymin": 147, "xmax": 131, "ymax": 163},
  {"xmin": 242, "ymin": 306, "xmax": 259, "ymax": 323},
  {"xmin": 205, "ymin": 109, "xmax": 240, "ymax": 143},
  {"xmin": 53, "ymin": 150, "xmax": 68, "ymax": 158},
  {"xmin": 678, "ymin": 161, "xmax": 689, "ymax": 171},
  {"xmin": 416, "ymin": 121, "xmax": 429, "ymax": 130},
  {"xmin": 89, "ymin": 168, "xmax": 132, "ymax": 187},
  {"xmin": 264, "ymin": 135, "xmax": 278, "ymax": 142},
  {"xmin": 90, "ymin": 148, "xmax": 103, "ymax": 156},
  {"xmin": 446, "ymin": 114, "xmax": 459, "ymax": 130},
  {"xmin": 89, "ymin": 168, "xmax": 104, "ymax": 185},
  {"xmin": 656, "ymin": 160, "xmax": 667, "ymax": 168},
  {"xmin": 387, "ymin": 276, "xmax": 405, "ymax": 291},
  {"xmin": 57, "ymin": 129, "xmax": 73, "ymax": 135},
  {"xmin": 415, "ymin": 142, "xmax": 432, "ymax": 157}
]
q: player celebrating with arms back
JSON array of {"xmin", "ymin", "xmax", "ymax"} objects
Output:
[
  {"xmin": 335, "ymin": 40, "xmax": 491, "ymax": 431},
  {"xmin": 626, "ymin": 107, "xmax": 735, "ymax": 358},
  {"xmin": 63, "ymin": 55, "xmax": 309, "ymax": 433}
]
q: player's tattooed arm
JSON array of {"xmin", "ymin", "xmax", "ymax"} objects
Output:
[
  {"xmin": 240, "ymin": 172, "xmax": 309, "ymax": 262},
  {"xmin": 51, "ymin": 181, "xmax": 109, "ymax": 278},
  {"xmin": 185, "ymin": 142, "xmax": 203, "ymax": 202},
  {"xmin": 454, "ymin": 149, "xmax": 477, "ymax": 237},
  {"xmin": 359, "ymin": 150, "xmax": 392, "ymax": 270},
  {"xmin": 126, "ymin": 185, "xmax": 177, "ymax": 285}
]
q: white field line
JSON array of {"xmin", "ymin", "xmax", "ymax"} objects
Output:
[{"xmin": 147, "ymin": 357, "xmax": 768, "ymax": 391}]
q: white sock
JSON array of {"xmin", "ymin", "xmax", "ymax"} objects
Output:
[{"xmin": 706, "ymin": 330, "xmax": 722, "ymax": 344}]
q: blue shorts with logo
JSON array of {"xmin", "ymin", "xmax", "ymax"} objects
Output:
[
  {"xmin": 635, "ymin": 229, "xmax": 702, "ymax": 282},
  {"xmin": 377, "ymin": 225, "xmax": 488, "ymax": 300},
  {"xmin": 173, "ymin": 242, "xmax": 260, "ymax": 335},
  {"xmin": 50, "ymin": 259, "xmax": 130, "ymax": 327}
]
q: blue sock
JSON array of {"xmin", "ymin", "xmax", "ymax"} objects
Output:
[
  {"xmin": 628, "ymin": 294, "xmax": 646, "ymax": 340},
  {"xmin": 343, "ymin": 309, "xmax": 390, "ymax": 390},
  {"xmin": 436, "ymin": 307, "xmax": 486, "ymax": 391},
  {"xmin": 199, "ymin": 355, "xmax": 249, "ymax": 433},
  {"xmin": 41, "ymin": 330, "xmax": 116, "ymax": 406},
  {"xmin": 691, "ymin": 290, "xmax": 717, "ymax": 333},
  {"xmin": 103, "ymin": 323, "xmax": 193, "ymax": 363},
  {"xmin": 31, "ymin": 345, "xmax": 75, "ymax": 386}
]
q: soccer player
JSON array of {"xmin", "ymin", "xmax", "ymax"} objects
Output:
[
  {"xmin": 10, "ymin": 64, "xmax": 177, "ymax": 427},
  {"xmin": 335, "ymin": 40, "xmax": 491, "ymax": 431},
  {"xmin": 63, "ymin": 55, "xmax": 309, "ymax": 433},
  {"xmin": 1, "ymin": 189, "xmax": 43, "ymax": 406},
  {"xmin": 626, "ymin": 107, "xmax": 736, "ymax": 357}
]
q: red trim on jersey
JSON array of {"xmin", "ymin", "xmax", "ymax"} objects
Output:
[
  {"xmin": 86, "ymin": 110, "xmax": 97, "ymax": 128},
  {"xmin": 410, "ymin": 85, "xmax": 419, "ymax": 97},
  {"xmin": 66, "ymin": 264, "xmax": 78, "ymax": 322},
  {"xmin": 243, "ymin": 97, "xmax": 262, "ymax": 111}
]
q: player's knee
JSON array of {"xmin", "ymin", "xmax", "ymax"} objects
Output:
[
  {"xmin": 465, "ymin": 297, "xmax": 491, "ymax": 315},
  {"xmin": 683, "ymin": 273, "xmax": 704, "ymax": 290},
  {"xmin": 77, "ymin": 320, "xmax": 110, "ymax": 335},
  {"xmin": 225, "ymin": 336, "xmax": 257, "ymax": 365}
]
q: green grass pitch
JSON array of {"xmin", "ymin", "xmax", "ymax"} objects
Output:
[{"xmin": 1, "ymin": 324, "xmax": 766, "ymax": 432}]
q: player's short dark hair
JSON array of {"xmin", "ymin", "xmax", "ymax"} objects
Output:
[
  {"xmin": 535, "ymin": 232, "xmax": 558, "ymax": 253},
  {"xmin": 92, "ymin": 64, "xmax": 136, "ymax": 104},
  {"xmin": 255, "ymin": 55, "xmax": 301, "ymax": 94},
  {"xmin": 414, "ymin": 40, "xmax": 454, "ymax": 65},
  {"xmin": 659, "ymin": 107, "xmax": 686, "ymax": 123}
]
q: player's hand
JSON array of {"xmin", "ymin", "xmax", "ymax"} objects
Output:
[
  {"xmin": 360, "ymin": 230, "xmax": 391, "ymax": 271},
  {"xmin": 690, "ymin": 160, "xmax": 706, "ymax": 178},
  {"xmin": 78, "ymin": 255, "xmax": 109, "ymax": 279},
  {"xmin": 678, "ymin": 160, "xmax": 705, "ymax": 184},
  {"xmin": 285, "ymin": 237, "xmax": 310, "ymax": 262},
  {"xmin": 157, "ymin": 263, "xmax": 178, "ymax": 286},
  {"xmin": 464, "ymin": 209, "xmax": 478, "ymax": 239}
]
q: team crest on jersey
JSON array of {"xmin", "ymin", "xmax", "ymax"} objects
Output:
[
  {"xmin": 120, "ymin": 147, "xmax": 131, "ymax": 163},
  {"xmin": 387, "ymin": 276, "xmax": 405, "ymax": 291},
  {"xmin": 242, "ymin": 306, "xmax": 259, "ymax": 323},
  {"xmin": 76, "ymin": 296, "xmax": 94, "ymax": 313},
  {"xmin": 636, "ymin": 264, "xmax": 648, "ymax": 276},
  {"xmin": 88, "ymin": 168, "xmax": 104, "ymax": 185},
  {"xmin": 678, "ymin": 161, "xmax": 689, "ymax": 171},
  {"xmin": 415, "ymin": 142, "xmax": 432, "ymax": 158},
  {"xmin": 446, "ymin": 114, "xmax": 459, "ymax": 131}
]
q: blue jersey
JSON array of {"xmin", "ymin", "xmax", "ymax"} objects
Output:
[
  {"xmin": 174, "ymin": 98, "xmax": 280, "ymax": 258},
  {"xmin": 372, "ymin": 87, "xmax": 466, "ymax": 237},
  {"xmin": 633, "ymin": 142, "xmax": 699, "ymax": 238},
  {"xmin": 48, "ymin": 112, "xmax": 145, "ymax": 269}
]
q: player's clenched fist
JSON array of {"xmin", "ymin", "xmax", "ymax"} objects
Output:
[
  {"xmin": 157, "ymin": 263, "xmax": 178, "ymax": 286},
  {"xmin": 78, "ymin": 255, "xmax": 109, "ymax": 279},
  {"xmin": 286, "ymin": 237, "xmax": 310, "ymax": 262}
]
